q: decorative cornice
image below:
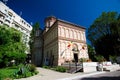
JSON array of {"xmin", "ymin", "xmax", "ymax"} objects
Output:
[
  {"xmin": 58, "ymin": 36, "xmax": 86, "ymax": 44},
  {"xmin": 57, "ymin": 19, "xmax": 86, "ymax": 30}
]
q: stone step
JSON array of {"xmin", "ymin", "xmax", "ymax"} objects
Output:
[
  {"xmin": 62, "ymin": 63, "xmax": 82, "ymax": 67},
  {"xmin": 67, "ymin": 67, "xmax": 83, "ymax": 73}
]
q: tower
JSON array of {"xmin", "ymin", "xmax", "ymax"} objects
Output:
[{"xmin": 44, "ymin": 16, "xmax": 56, "ymax": 32}]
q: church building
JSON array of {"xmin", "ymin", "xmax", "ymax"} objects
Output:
[{"xmin": 32, "ymin": 16, "xmax": 89, "ymax": 66}]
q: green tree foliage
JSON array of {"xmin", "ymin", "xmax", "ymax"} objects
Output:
[
  {"xmin": 0, "ymin": 25, "xmax": 27, "ymax": 68},
  {"xmin": 87, "ymin": 44, "xmax": 96, "ymax": 61},
  {"xmin": 87, "ymin": 12, "xmax": 120, "ymax": 60}
]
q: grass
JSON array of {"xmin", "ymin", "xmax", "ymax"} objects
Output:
[
  {"xmin": 0, "ymin": 67, "xmax": 17, "ymax": 80},
  {"xmin": 0, "ymin": 64, "xmax": 39, "ymax": 80}
]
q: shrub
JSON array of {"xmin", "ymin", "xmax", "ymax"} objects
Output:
[
  {"xmin": 79, "ymin": 58, "xmax": 88, "ymax": 62},
  {"xmin": 26, "ymin": 64, "xmax": 36, "ymax": 72},
  {"xmin": 54, "ymin": 66, "xmax": 67, "ymax": 72},
  {"xmin": 42, "ymin": 65, "xmax": 50, "ymax": 69},
  {"xmin": 25, "ymin": 72, "xmax": 32, "ymax": 77},
  {"xmin": 0, "ymin": 64, "xmax": 38, "ymax": 79},
  {"xmin": 3, "ymin": 78, "xmax": 13, "ymax": 80},
  {"xmin": 87, "ymin": 59, "xmax": 92, "ymax": 62},
  {"xmin": 42, "ymin": 65, "xmax": 66, "ymax": 73},
  {"xmin": 95, "ymin": 55, "xmax": 105, "ymax": 62},
  {"xmin": 109, "ymin": 55, "xmax": 117, "ymax": 63},
  {"xmin": 34, "ymin": 70, "xmax": 39, "ymax": 74},
  {"xmin": 13, "ymin": 64, "xmax": 38, "ymax": 79}
]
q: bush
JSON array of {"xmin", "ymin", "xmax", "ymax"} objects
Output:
[
  {"xmin": 42, "ymin": 65, "xmax": 50, "ymax": 69},
  {"xmin": 54, "ymin": 66, "xmax": 67, "ymax": 72},
  {"xmin": 13, "ymin": 64, "xmax": 38, "ymax": 79},
  {"xmin": 42, "ymin": 65, "xmax": 66, "ymax": 73},
  {"xmin": 34, "ymin": 70, "xmax": 39, "ymax": 74},
  {"xmin": 0, "ymin": 64, "xmax": 38, "ymax": 79},
  {"xmin": 3, "ymin": 78, "xmax": 13, "ymax": 80},
  {"xmin": 79, "ymin": 58, "xmax": 88, "ymax": 62},
  {"xmin": 95, "ymin": 55, "xmax": 106, "ymax": 62},
  {"xmin": 109, "ymin": 55, "xmax": 117, "ymax": 63},
  {"xmin": 26, "ymin": 64, "xmax": 36, "ymax": 72}
]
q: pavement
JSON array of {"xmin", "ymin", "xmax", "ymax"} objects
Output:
[{"xmin": 15, "ymin": 67, "xmax": 106, "ymax": 80}]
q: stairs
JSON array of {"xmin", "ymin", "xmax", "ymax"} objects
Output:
[
  {"xmin": 62, "ymin": 62, "xmax": 83, "ymax": 73},
  {"xmin": 67, "ymin": 66, "xmax": 83, "ymax": 73}
]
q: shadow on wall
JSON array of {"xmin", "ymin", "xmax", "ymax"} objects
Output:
[{"xmin": 79, "ymin": 76, "xmax": 120, "ymax": 80}]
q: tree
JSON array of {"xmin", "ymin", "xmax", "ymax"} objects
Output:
[
  {"xmin": 0, "ymin": 25, "xmax": 27, "ymax": 67},
  {"xmin": 87, "ymin": 44, "xmax": 96, "ymax": 61},
  {"xmin": 87, "ymin": 12, "xmax": 120, "ymax": 60}
]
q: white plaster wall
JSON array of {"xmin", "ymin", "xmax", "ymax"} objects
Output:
[
  {"xmin": 58, "ymin": 24, "xmax": 89, "ymax": 65},
  {"xmin": 58, "ymin": 25, "xmax": 86, "ymax": 42},
  {"xmin": 58, "ymin": 40, "xmax": 89, "ymax": 65},
  {"xmin": 83, "ymin": 62, "xmax": 97, "ymax": 72}
]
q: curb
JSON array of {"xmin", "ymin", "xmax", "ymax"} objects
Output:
[{"xmin": 57, "ymin": 71, "xmax": 106, "ymax": 80}]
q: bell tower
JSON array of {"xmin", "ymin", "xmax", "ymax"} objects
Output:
[{"xmin": 44, "ymin": 16, "xmax": 56, "ymax": 32}]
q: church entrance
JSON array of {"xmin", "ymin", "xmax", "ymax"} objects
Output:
[
  {"xmin": 72, "ymin": 43, "xmax": 79, "ymax": 62},
  {"xmin": 74, "ymin": 53, "xmax": 78, "ymax": 62}
]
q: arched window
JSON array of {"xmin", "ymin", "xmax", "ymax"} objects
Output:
[
  {"xmin": 71, "ymin": 30, "xmax": 74, "ymax": 39},
  {"xmin": 70, "ymin": 30, "xmax": 72, "ymax": 38},
  {"xmin": 72, "ymin": 43, "xmax": 79, "ymax": 51},
  {"xmin": 58, "ymin": 27, "xmax": 61, "ymax": 36},
  {"xmin": 77, "ymin": 32, "xmax": 80, "ymax": 40},
  {"xmin": 61, "ymin": 27, "xmax": 65, "ymax": 37},
  {"xmin": 66, "ymin": 29, "xmax": 69, "ymax": 38},
  {"xmin": 81, "ymin": 32, "xmax": 84, "ymax": 40},
  {"xmin": 74, "ymin": 31, "xmax": 77, "ymax": 39}
]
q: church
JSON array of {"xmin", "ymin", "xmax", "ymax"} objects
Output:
[{"xmin": 32, "ymin": 16, "xmax": 89, "ymax": 66}]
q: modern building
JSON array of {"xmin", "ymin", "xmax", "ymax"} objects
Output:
[
  {"xmin": 32, "ymin": 16, "xmax": 89, "ymax": 66},
  {"xmin": 0, "ymin": 1, "xmax": 32, "ymax": 53}
]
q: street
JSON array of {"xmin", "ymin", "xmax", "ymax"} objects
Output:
[{"xmin": 74, "ymin": 70, "xmax": 120, "ymax": 80}]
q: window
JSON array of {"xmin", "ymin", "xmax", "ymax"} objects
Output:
[
  {"xmin": 61, "ymin": 27, "xmax": 65, "ymax": 37},
  {"xmin": 35, "ymin": 30, "xmax": 39, "ymax": 36},
  {"xmin": 5, "ymin": 9, "xmax": 7, "ymax": 12},
  {"xmin": 66, "ymin": 29, "xmax": 69, "ymax": 38}
]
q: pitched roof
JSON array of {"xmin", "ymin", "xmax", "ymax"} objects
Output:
[{"xmin": 57, "ymin": 19, "xmax": 86, "ymax": 29}]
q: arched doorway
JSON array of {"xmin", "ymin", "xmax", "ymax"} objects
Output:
[
  {"xmin": 74, "ymin": 53, "xmax": 78, "ymax": 62},
  {"xmin": 72, "ymin": 44, "xmax": 79, "ymax": 62}
]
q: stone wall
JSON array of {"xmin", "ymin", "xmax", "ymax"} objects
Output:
[{"xmin": 43, "ymin": 23, "xmax": 58, "ymax": 66}]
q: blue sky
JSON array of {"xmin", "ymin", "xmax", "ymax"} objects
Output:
[
  {"xmin": 1, "ymin": 0, "xmax": 120, "ymax": 44},
  {"xmin": 3, "ymin": 0, "xmax": 120, "ymax": 30}
]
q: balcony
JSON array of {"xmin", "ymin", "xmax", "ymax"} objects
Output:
[
  {"xmin": 4, "ymin": 21, "xmax": 10, "ymax": 26},
  {"xmin": 0, "ymin": 17, "xmax": 4, "ymax": 22},
  {"xmin": 5, "ymin": 17, "xmax": 11, "ymax": 22},
  {"xmin": 0, "ymin": 14, "xmax": 5, "ymax": 22}
]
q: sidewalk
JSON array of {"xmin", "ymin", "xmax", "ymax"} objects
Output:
[{"xmin": 15, "ymin": 67, "xmax": 106, "ymax": 80}]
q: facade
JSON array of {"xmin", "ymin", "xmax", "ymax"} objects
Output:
[
  {"xmin": 0, "ymin": 1, "xmax": 32, "ymax": 53},
  {"xmin": 32, "ymin": 28, "xmax": 43, "ymax": 66},
  {"xmin": 42, "ymin": 16, "xmax": 89, "ymax": 66}
]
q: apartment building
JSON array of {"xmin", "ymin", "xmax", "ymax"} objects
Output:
[{"xmin": 0, "ymin": 1, "xmax": 32, "ymax": 53}]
